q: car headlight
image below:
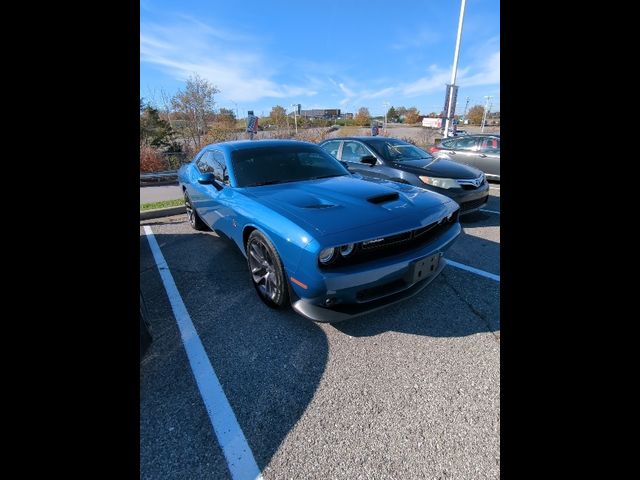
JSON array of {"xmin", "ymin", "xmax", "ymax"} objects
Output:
[
  {"xmin": 339, "ymin": 243, "xmax": 355, "ymax": 256},
  {"xmin": 318, "ymin": 247, "xmax": 336, "ymax": 264},
  {"xmin": 419, "ymin": 176, "xmax": 460, "ymax": 189}
]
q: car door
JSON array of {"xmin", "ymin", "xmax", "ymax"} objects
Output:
[
  {"xmin": 190, "ymin": 150, "xmax": 221, "ymax": 227},
  {"xmin": 440, "ymin": 136, "xmax": 482, "ymax": 168},
  {"xmin": 340, "ymin": 140, "xmax": 390, "ymax": 180},
  {"xmin": 476, "ymin": 137, "xmax": 500, "ymax": 178},
  {"xmin": 198, "ymin": 150, "xmax": 233, "ymax": 230}
]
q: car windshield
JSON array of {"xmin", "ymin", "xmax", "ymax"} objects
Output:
[
  {"xmin": 231, "ymin": 144, "xmax": 350, "ymax": 187},
  {"xmin": 367, "ymin": 140, "xmax": 433, "ymax": 162}
]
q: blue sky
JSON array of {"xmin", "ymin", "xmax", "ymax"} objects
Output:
[{"xmin": 140, "ymin": 0, "xmax": 499, "ymax": 118}]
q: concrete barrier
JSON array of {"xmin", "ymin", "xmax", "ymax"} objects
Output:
[{"xmin": 140, "ymin": 205, "xmax": 185, "ymax": 221}]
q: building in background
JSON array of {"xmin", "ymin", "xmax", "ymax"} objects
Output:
[{"xmin": 298, "ymin": 108, "xmax": 342, "ymax": 120}]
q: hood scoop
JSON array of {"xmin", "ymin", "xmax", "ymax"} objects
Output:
[{"xmin": 367, "ymin": 192, "xmax": 400, "ymax": 204}]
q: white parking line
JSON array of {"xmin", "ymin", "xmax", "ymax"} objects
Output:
[
  {"xmin": 143, "ymin": 226, "xmax": 263, "ymax": 480},
  {"xmin": 480, "ymin": 208, "xmax": 501, "ymax": 214},
  {"xmin": 446, "ymin": 259, "xmax": 500, "ymax": 282},
  {"xmin": 489, "ymin": 186, "xmax": 500, "ymax": 190}
]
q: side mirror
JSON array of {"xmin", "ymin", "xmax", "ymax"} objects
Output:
[
  {"xmin": 360, "ymin": 155, "xmax": 377, "ymax": 166},
  {"xmin": 340, "ymin": 160, "xmax": 350, "ymax": 170},
  {"xmin": 197, "ymin": 173, "xmax": 223, "ymax": 190},
  {"xmin": 197, "ymin": 172, "xmax": 216, "ymax": 184}
]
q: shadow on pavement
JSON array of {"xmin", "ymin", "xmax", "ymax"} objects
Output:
[
  {"xmin": 140, "ymin": 230, "xmax": 328, "ymax": 476},
  {"xmin": 140, "ymin": 222, "xmax": 499, "ymax": 476}
]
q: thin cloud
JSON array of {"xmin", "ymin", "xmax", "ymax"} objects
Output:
[
  {"xmin": 140, "ymin": 18, "xmax": 318, "ymax": 103},
  {"xmin": 390, "ymin": 29, "xmax": 441, "ymax": 50}
]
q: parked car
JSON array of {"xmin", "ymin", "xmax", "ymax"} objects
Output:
[
  {"xmin": 178, "ymin": 140, "xmax": 461, "ymax": 323},
  {"xmin": 140, "ymin": 291, "xmax": 152, "ymax": 361},
  {"xmin": 427, "ymin": 134, "xmax": 500, "ymax": 180},
  {"xmin": 319, "ymin": 137, "xmax": 489, "ymax": 215}
]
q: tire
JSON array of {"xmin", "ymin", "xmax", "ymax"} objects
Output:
[
  {"xmin": 184, "ymin": 191, "xmax": 208, "ymax": 231},
  {"xmin": 246, "ymin": 230, "xmax": 290, "ymax": 308}
]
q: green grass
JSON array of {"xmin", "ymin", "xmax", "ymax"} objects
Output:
[{"xmin": 140, "ymin": 198, "xmax": 184, "ymax": 211}]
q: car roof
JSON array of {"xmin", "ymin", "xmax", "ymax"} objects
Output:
[
  {"xmin": 322, "ymin": 136, "xmax": 407, "ymax": 143},
  {"xmin": 203, "ymin": 139, "xmax": 318, "ymax": 153}
]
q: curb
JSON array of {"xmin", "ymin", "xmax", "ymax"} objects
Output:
[{"xmin": 140, "ymin": 205, "xmax": 185, "ymax": 221}]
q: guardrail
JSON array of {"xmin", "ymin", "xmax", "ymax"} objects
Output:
[{"xmin": 140, "ymin": 170, "xmax": 179, "ymax": 185}]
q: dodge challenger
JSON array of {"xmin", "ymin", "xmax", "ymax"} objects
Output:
[{"xmin": 178, "ymin": 140, "xmax": 461, "ymax": 322}]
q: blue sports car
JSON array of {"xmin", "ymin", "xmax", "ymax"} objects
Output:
[{"xmin": 178, "ymin": 140, "xmax": 461, "ymax": 322}]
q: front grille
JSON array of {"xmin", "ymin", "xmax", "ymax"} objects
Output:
[
  {"xmin": 460, "ymin": 196, "xmax": 488, "ymax": 212},
  {"xmin": 356, "ymin": 279, "xmax": 407, "ymax": 302},
  {"xmin": 457, "ymin": 176, "xmax": 486, "ymax": 190},
  {"xmin": 320, "ymin": 208, "xmax": 459, "ymax": 269}
]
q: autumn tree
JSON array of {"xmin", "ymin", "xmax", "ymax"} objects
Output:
[
  {"xmin": 269, "ymin": 105, "xmax": 288, "ymax": 129},
  {"xmin": 404, "ymin": 107, "xmax": 421, "ymax": 124},
  {"xmin": 215, "ymin": 108, "xmax": 237, "ymax": 128},
  {"xmin": 171, "ymin": 74, "xmax": 220, "ymax": 150},
  {"xmin": 355, "ymin": 107, "xmax": 371, "ymax": 126},
  {"xmin": 466, "ymin": 105, "xmax": 485, "ymax": 125}
]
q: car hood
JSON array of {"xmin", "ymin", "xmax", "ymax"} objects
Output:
[
  {"xmin": 241, "ymin": 175, "xmax": 453, "ymax": 237},
  {"xmin": 392, "ymin": 157, "xmax": 482, "ymax": 179}
]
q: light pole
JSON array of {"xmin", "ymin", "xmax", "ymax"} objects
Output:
[
  {"xmin": 461, "ymin": 97, "xmax": 470, "ymax": 124},
  {"xmin": 383, "ymin": 101, "xmax": 390, "ymax": 135},
  {"xmin": 443, "ymin": 0, "xmax": 467, "ymax": 138},
  {"xmin": 291, "ymin": 104, "xmax": 298, "ymax": 135},
  {"xmin": 481, "ymin": 95, "xmax": 492, "ymax": 132}
]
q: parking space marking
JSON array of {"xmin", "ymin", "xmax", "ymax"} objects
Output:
[
  {"xmin": 480, "ymin": 208, "xmax": 501, "ymax": 214},
  {"xmin": 446, "ymin": 258, "xmax": 500, "ymax": 282},
  {"xmin": 489, "ymin": 185, "xmax": 500, "ymax": 190},
  {"xmin": 143, "ymin": 226, "xmax": 263, "ymax": 480}
]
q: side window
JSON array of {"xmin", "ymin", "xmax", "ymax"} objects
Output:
[
  {"xmin": 454, "ymin": 137, "xmax": 479, "ymax": 151},
  {"xmin": 480, "ymin": 137, "xmax": 500, "ymax": 153},
  {"xmin": 440, "ymin": 138, "xmax": 456, "ymax": 149},
  {"xmin": 342, "ymin": 141, "xmax": 371, "ymax": 163},
  {"xmin": 320, "ymin": 141, "xmax": 341, "ymax": 159},
  {"xmin": 211, "ymin": 151, "xmax": 229, "ymax": 184},
  {"xmin": 196, "ymin": 151, "xmax": 214, "ymax": 173}
]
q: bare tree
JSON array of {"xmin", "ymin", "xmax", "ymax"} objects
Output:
[{"xmin": 171, "ymin": 74, "xmax": 220, "ymax": 150}]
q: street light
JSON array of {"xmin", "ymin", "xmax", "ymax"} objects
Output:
[
  {"xmin": 443, "ymin": 0, "xmax": 467, "ymax": 138},
  {"xmin": 383, "ymin": 101, "xmax": 390, "ymax": 135},
  {"xmin": 481, "ymin": 95, "xmax": 493, "ymax": 132},
  {"xmin": 461, "ymin": 97, "xmax": 470, "ymax": 124},
  {"xmin": 230, "ymin": 100, "xmax": 239, "ymax": 120},
  {"xmin": 291, "ymin": 104, "xmax": 298, "ymax": 135}
]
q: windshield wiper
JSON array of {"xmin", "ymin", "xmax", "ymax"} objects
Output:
[
  {"xmin": 306, "ymin": 174, "xmax": 347, "ymax": 180},
  {"xmin": 248, "ymin": 180, "xmax": 283, "ymax": 187}
]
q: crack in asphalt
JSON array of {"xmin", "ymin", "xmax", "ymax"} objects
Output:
[{"xmin": 441, "ymin": 270, "xmax": 500, "ymax": 343}]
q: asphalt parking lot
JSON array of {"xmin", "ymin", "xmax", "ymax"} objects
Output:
[{"xmin": 140, "ymin": 185, "xmax": 500, "ymax": 479}]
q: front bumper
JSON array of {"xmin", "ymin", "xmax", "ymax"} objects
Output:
[
  {"xmin": 421, "ymin": 182, "xmax": 489, "ymax": 215},
  {"xmin": 290, "ymin": 222, "xmax": 461, "ymax": 322}
]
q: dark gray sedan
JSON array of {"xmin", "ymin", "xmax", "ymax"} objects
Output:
[
  {"xmin": 319, "ymin": 136, "xmax": 489, "ymax": 215},
  {"xmin": 427, "ymin": 134, "xmax": 500, "ymax": 180}
]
